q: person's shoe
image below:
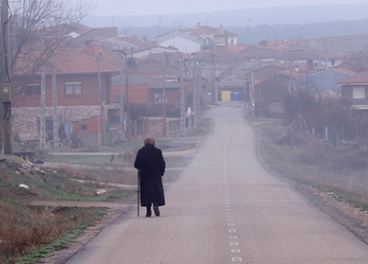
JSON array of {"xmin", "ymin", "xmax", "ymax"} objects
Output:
[
  {"xmin": 146, "ymin": 208, "xmax": 152, "ymax": 217},
  {"xmin": 153, "ymin": 205, "xmax": 160, "ymax": 217}
]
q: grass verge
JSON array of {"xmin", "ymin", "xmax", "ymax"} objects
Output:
[{"xmin": 248, "ymin": 116, "xmax": 368, "ymax": 211}]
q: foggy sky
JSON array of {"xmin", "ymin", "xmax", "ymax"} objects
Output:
[{"xmin": 83, "ymin": 0, "xmax": 368, "ymax": 16}]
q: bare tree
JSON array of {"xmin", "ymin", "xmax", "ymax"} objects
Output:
[
  {"xmin": 0, "ymin": 0, "xmax": 92, "ymax": 151},
  {"xmin": 283, "ymin": 88, "xmax": 324, "ymax": 129},
  {"xmin": 9, "ymin": 0, "xmax": 91, "ymax": 92},
  {"xmin": 347, "ymin": 44, "xmax": 368, "ymax": 73}
]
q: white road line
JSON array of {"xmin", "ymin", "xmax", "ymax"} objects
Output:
[{"xmin": 223, "ymin": 124, "xmax": 243, "ymax": 263}]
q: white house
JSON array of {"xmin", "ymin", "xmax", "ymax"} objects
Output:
[{"xmin": 156, "ymin": 24, "xmax": 238, "ymax": 54}]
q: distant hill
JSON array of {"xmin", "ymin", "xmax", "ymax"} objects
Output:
[
  {"xmin": 83, "ymin": 4, "xmax": 368, "ymax": 46},
  {"xmin": 87, "ymin": 4, "xmax": 368, "ymax": 28}
]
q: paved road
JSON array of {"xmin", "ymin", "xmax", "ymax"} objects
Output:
[{"xmin": 66, "ymin": 103, "xmax": 368, "ymax": 264}]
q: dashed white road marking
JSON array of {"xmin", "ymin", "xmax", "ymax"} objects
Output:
[
  {"xmin": 232, "ymin": 257, "xmax": 242, "ymax": 262},
  {"xmin": 223, "ymin": 127, "xmax": 243, "ymax": 262}
]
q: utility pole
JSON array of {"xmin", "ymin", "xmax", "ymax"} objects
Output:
[
  {"xmin": 52, "ymin": 52, "xmax": 59, "ymax": 152},
  {"xmin": 192, "ymin": 61, "xmax": 198, "ymax": 127},
  {"xmin": 193, "ymin": 60, "xmax": 201, "ymax": 127},
  {"xmin": 213, "ymin": 53, "xmax": 218, "ymax": 105},
  {"xmin": 249, "ymin": 64, "xmax": 255, "ymax": 116},
  {"xmin": 242, "ymin": 62, "xmax": 247, "ymax": 110},
  {"xmin": 39, "ymin": 41, "xmax": 46, "ymax": 157},
  {"xmin": 162, "ymin": 54, "xmax": 168, "ymax": 137},
  {"xmin": 180, "ymin": 57, "xmax": 187, "ymax": 136},
  {"xmin": 96, "ymin": 52, "xmax": 105, "ymax": 147},
  {"xmin": 288, "ymin": 57, "xmax": 293, "ymax": 94},
  {"xmin": 119, "ymin": 54, "xmax": 126, "ymax": 142},
  {"xmin": 1, "ymin": 0, "xmax": 12, "ymax": 154},
  {"xmin": 125, "ymin": 56, "xmax": 131, "ymax": 142}
]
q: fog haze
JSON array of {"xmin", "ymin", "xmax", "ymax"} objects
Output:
[
  {"xmin": 82, "ymin": 2, "xmax": 368, "ymax": 30},
  {"xmin": 84, "ymin": 0, "xmax": 368, "ymax": 16}
]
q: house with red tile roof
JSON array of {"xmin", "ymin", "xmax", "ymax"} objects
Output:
[
  {"xmin": 78, "ymin": 35, "xmax": 179, "ymax": 59},
  {"xmin": 156, "ymin": 24, "xmax": 238, "ymax": 54},
  {"xmin": 259, "ymin": 39, "xmax": 298, "ymax": 48},
  {"xmin": 338, "ymin": 71, "xmax": 368, "ymax": 110},
  {"xmin": 292, "ymin": 68, "xmax": 355, "ymax": 94},
  {"xmin": 11, "ymin": 46, "xmax": 120, "ymax": 147},
  {"xmin": 227, "ymin": 44, "xmax": 247, "ymax": 53},
  {"xmin": 239, "ymin": 45, "xmax": 345, "ymax": 70}
]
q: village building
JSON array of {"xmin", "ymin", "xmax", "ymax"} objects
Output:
[
  {"xmin": 339, "ymin": 71, "xmax": 368, "ymax": 110},
  {"xmin": 238, "ymin": 45, "xmax": 345, "ymax": 70},
  {"xmin": 11, "ymin": 46, "xmax": 119, "ymax": 147},
  {"xmin": 8, "ymin": 21, "xmax": 365, "ymax": 149},
  {"xmin": 292, "ymin": 68, "xmax": 356, "ymax": 94},
  {"xmin": 156, "ymin": 24, "xmax": 238, "ymax": 54}
]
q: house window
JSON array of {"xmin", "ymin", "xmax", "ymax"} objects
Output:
[
  {"xmin": 25, "ymin": 84, "xmax": 41, "ymax": 96},
  {"xmin": 65, "ymin": 82, "xmax": 82, "ymax": 96},
  {"xmin": 81, "ymin": 124, "xmax": 88, "ymax": 131},
  {"xmin": 352, "ymin": 86, "xmax": 365, "ymax": 99}
]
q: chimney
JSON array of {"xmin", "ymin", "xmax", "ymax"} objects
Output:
[{"xmin": 219, "ymin": 25, "xmax": 223, "ymax": 34}]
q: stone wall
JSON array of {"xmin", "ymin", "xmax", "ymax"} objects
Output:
[{"xmin": 12, "ymin": 105, "xmax": 101, "ymax": 142}]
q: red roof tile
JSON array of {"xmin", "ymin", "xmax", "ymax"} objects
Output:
[
  {"xmin": 332, "ymin": 68, "xmax": 356, "ymax": 76},
  {"xmin": 13, "ymin": 46, "xmax": 119, "ymax": 75},
  {"xmin": 338, "ymin": 71, "xmax": 368, "ymax": 84},
  {"xmin": 228, "ymin": 44, "xmax": 247, "ymax": 53}
]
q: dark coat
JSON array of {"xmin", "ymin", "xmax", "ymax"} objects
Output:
[{"xmin": 134, "ymin": 144, "xmax": 166, "ymax": 207}]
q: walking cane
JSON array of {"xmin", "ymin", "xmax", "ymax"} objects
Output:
[{"xmin": 137, "ymin": 171, "xmax": 140, "ymax": 217}]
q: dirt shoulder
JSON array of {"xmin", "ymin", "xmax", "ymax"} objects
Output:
[
  {"xmin": 252, "ymin": 122, "xmax": 368, "ymax": 246},
  {"xmin": 294, "ymin": 183, "xmax": 368, "ymax": 245}
]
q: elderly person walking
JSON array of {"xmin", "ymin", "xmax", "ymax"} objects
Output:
[{"xmin": 134, "ymin": 137, "xmax": 166, "ymax": 217}]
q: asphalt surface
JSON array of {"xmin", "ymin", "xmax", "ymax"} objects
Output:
[{"xmin": 66, "ymin": 103, "xmax": 368, "ymax": 264}]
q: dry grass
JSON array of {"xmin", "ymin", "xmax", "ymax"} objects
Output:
[
  {"xmin": 0, "ymin": 200, "xmax": 100, "ymax": 263},
  {"xmin": 252, "ymin": 118, "xmax": 368, "ymax": 201}
]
